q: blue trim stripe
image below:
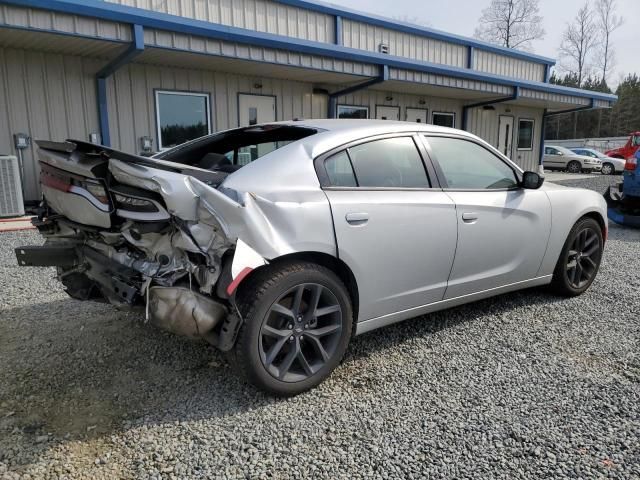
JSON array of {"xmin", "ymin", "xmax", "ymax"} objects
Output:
[{"xmin": 3, "ymin": 0, "xmax": 617, "ymax": 104}]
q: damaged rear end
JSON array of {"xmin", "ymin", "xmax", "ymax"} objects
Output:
[{"xmin": 16, "ymin": 140, "xmax": 268, "ymax": 350}]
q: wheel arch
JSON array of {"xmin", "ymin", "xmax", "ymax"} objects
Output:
[
  {"xmin": 237, "ymin": 251, "xmax": 360, "ymax": 323},
  {"xmin": 581, "ymin": 211, "xmax": 607, "ymax": 243}
]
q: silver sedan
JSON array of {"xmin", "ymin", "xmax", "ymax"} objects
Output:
[{"xmin": 17, "ymin": 120, "xmax": 607, "ymax": 395}]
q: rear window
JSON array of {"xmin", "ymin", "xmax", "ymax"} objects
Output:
[{"xmin": 154, "ymin": 125, "xmax": 320, "ymax": 172}]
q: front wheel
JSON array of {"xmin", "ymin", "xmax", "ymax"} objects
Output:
[
  {"xmin": 550, "ymin": 217, "xmax": 603, "ymax": 297},
  {"xmin": 567, "ymin": 161, "xmax": 581, "ymax": 173},
  {"xmin": 232, "ymin": 261, "xmax": 353, "ymax": 396},
  {"xmin": 600, "ymin": 163, "xmax": 614, "ymax": 175}
]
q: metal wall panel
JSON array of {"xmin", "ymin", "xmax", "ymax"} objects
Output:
[
  {"xmin": 342, "ymin": 19, "xmax": 467, "ymax": 68},
  {"xmin": 520, "ymin": 88, "xmax": 591, "ymax": 106},
  {"xmin": 0, "ymin": 48, "xmax": 102, "ymax": 201},
  {"xmin": 105, "ymin": 62, "xmax": 324, "ymax": 152},
  {"xmin": 473, "ymin": 49, "xmax": 545, "ymax": 82},
  {"xmin": 467, "ymin": 104, "xmax": 543, "ymax": 171},
  {"xmin": 0, "ymin": 4, "xmax": 132, "ymax": 42},
  {"xmin": 144, "ymin": 28, "xmax": 377, "ymax": 77},
  {"xmin": 390, "ymin": 68, "xmax": 512, "ymax": 96},
  {"xmin": 106, "ymin": 0, "xmax": 335, "ymax": 42}
]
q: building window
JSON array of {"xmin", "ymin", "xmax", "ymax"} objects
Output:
[
  {"xmin": 337, "ymin": 105, "xmax": 369, "ymax": 119},
  {"xmin": 432, "ymin": 112, "xmax": 456, "ymax": 128},
  {"xmin": 155, "ymin": 90, "xmax": 211, "ymax": 150},
  {"xmin": 517, "ymin": 119, "xmax": 535, "ymax": 151}
]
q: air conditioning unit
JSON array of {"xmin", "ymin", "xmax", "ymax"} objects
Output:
[{"xmin": 0, "ymin": 155, "xmax": 25, "ymax": 217}]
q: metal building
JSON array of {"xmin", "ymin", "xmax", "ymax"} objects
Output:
[{"xmin": 0, "ymin": 0, "xmax": 617, "ymax": 201}]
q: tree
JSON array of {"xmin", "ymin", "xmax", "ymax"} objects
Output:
[
  {"xmin": 558, "ymin": 1, "xmax": 598, "ymax": 87},
  {"xmin": 595, "ymin": 0, "xmax": 623, "ymax": 85},
  {"xmin": 474, "ymin": 0, "xmax": 545, "ymax": 51}
]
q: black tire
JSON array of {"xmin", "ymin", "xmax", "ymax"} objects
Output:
[
  {"xmin": 550, "ymin": 217, "xmax": 603, "ymax": 297},
  {"xmin": 601, "ymin": 162, "xmax": 614, "ymax": 175},
  {"xmin": 231, "ymin": 260, "xmax": 353, "ymax": 396},
  {"xmin": 567, "ymin": 161, "xmax": 581, "ymax": 174}
]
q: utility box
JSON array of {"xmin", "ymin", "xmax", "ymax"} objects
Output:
[{"xmin": 0, "ymin": 155, "xmax": 25, "ymax": 217}]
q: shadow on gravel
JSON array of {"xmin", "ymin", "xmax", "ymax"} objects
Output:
[{"xmin": 0, "ymin": 286, "xmax": 566, "ymax": 464}]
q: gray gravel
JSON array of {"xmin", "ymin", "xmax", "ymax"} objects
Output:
[{"xmin": 1, "ymin": 174, "xmax": 639, "ymax": 479}]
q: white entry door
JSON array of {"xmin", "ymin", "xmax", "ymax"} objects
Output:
[
  {"xmin": 239, "ymin": 94, "xmax": 276, "ymax": 127},
  {"xmin": 406, "ymin": 108, "xmax": 428, "ymax": 123},
  {"xmin": 497, "ymin": 115, "xmax": 514, "ymax": 158},
  {"xmin": 376, "ymin": 105, "xmax": 400, "ymax": 120}
]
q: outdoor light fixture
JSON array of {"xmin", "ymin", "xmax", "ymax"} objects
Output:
[
  {"xmin": 419, "ymin": 99, "xmax": 426, "ymax": 105},
  {"xmin": 253, "ymin": 83, "xmax": 263, "ymax": 89},
  {"xmin": 140, "ymin": 136, "xmax": 153, "ymax": 153},
  {"xmin": 385, "ymin": 96, "xmax": 393, "ymax": 101},
  {"xmin": 482, "ymin": 105, "xmax": 496, "ymax": 111}
]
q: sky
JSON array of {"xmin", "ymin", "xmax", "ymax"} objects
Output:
[{"xmin": 328, "ymin": 0, "xmax": 637, "ymax": 86}]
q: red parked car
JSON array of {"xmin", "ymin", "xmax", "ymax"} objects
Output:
[{"xmin": 606, "ymin": 132, "xmax": 640, "ymax": 160}]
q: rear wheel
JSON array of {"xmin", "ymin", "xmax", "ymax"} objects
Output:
[
  {"xmin": 232, "ymin": 261, "xmax": 352, "ymax": 396},
  {"xmin": 567, "ymin": 161, "xmax": 581, "ymax": 173},
  {"xmin": 550, "ymin": 217, "xmax": 603, "ymax": 297},
  {"xmin": 601, "ymin": 162, "xmax": 614, "ymax": 175}
]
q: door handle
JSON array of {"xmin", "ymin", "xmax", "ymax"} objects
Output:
[
  {"xmin": 461, "ymin": 212, "xmax": 478, "ymax": 223},
  {"xmin": 345, "ymin": 212, "xmax": 369, "ymax": 226}
]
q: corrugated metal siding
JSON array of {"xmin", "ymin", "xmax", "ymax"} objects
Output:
[
  {"xmin": 520, "ymin": 88, "xmax": 591, "ymax": 106},
  {"xmin": 144, "ymin": 28, "xmax": 377, "ymax": 77},
  {"xmin": 0, "ymin": 48, "xmax": 101, "ymax": 201},
  {"xmin": 390, "ymin": 68, "xmax": 512, "ymax": 96},
  {"xmin": 335, "ymin": 88, "xmax": 463, "ymax": 126},
  {"xmin": 106, "ymin": 0, "xmax": 334, "ymax": 42},
  {"xmin": 467, "ymin": 104, "xmax": 543, "ymax": 171},
  {"xmin": 342, "ymin": 19, "xmax": 467, "ymax": 68},
  {"xmin": 0, "ymin": 4, "xmax": 132, "ymax": 42},
  {"xmin": 473, "ymin": 50, "xmax": 545, "ymax": 83},
  {"xmin": 106, "ymin": 63, "xmax": 326, "ymax": 153}
]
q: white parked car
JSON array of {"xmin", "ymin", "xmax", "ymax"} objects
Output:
[
  {"xmin": 543, "ymin": 145, "xmax": 602, "ymax": 173},
  {"xmin": 571, "ymin": 148, "xmax": 626, "ymax": 175}
]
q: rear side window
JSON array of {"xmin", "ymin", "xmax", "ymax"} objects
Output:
[
  {"xmin": 426, "ymin": 136, "xmax": 518, "ymax": 190},
  {"xmin": 325, "ymin": 151, "xmax": 357, "ymax": 187},
  {"xmin": 347, "ymin": 137, "xmax": 429, "ymax": 188}
]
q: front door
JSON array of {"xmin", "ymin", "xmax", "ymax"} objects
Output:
[
  {"xmin": 322, "ymin": 135, "xmax": 458, "ymax": 321},
  {"xmin": 423, "ymin": 135, "xmax": 551, "ymax": 299},
  {"xmin": 239, "ymin": 94, "xmax": 276, "ymax": 126},
  {"xmin": 406, "ymin": 108, "xmax": 428, "ymax": 123},
  {"xmin": 238, "ymin": 94, "xmax": 276, "ymax": 161},
  {"xmin": 375, "ymin": 105, "xmax": 400, "ymax": 121},
  {"xmin": 498, "ymin": 115, "xmax": 514, "ymax": 158}
]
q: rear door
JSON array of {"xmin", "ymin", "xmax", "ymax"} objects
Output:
[
  {"xmin": 423, "ymin": 135, "xmax": 551, "ymax": 299},
  {"xmin": 544, "ymin": 146, "xmax": 566, "ymax": 169},
  {"xmin": 318, "ymin": 134, "xmax": 457, "ymax": 321}
]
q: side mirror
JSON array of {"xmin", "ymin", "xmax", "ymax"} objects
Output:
[{"xmin": 522, "ymin": 171, "xmax": 544, "ymax": 189}]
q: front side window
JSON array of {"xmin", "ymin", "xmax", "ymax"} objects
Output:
[
  {"xmin": 156, "ymin": 90, "xmax": 211, "ymax": 150},
  {"xmin": 346, "ymin": 137, "xmax": 429, "ymax": 188},
  {"xmin": 517, "ymin": 119, "xmax": 534, "ymax": 150},
  {"xmin": 337, "ymin": 105, "xmax": 369, "ymax": 119},
  {"xmin": 432, "ymin": 112, "xmax": 456, "ymax": 128},
  {"xmin": 426, "ymin": 136, "xmax": 518, "ymax": 190}
]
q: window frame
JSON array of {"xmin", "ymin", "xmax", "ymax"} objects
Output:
[
  {"xmin": 516, "ymin": 118, "xmax": 535, "ymax": 151},
  {"xmin": 421, "ymin": 133, "xmax": 523, "ymax": 192},
  {"xmin": 431, "ymin": 111, "xmax": 456, "ymax": 128},
  {"xmin": 336, "ymin": 104, "xmax": 370, "ymax": 119},
  {"xmin": 314, "ymin": 133, "xmax": 441, "ymax": 191},
  {"xmin": 154, "ymin": 89, "xmax": 212, "ymax": 151}
]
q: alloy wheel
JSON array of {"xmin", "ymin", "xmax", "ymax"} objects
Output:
[
  {"xmin": 566, "ymin": 227, "xmax": 601, "ymax": 289},
  {"xmin": 259, "ymin": 283, "xmax": 343, "ymax": 382},
  {"xmin": 567, "ymin": 161, "xmax": 581, "ymax": 173},
  {"xmin": 601, "ymin": 163, "xmax": 613, "ymax": 175}
]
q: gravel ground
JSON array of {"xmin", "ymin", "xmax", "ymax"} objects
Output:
[{"xmin": 1, "ymin": 174, "xmax": 638, "ymax": 479}]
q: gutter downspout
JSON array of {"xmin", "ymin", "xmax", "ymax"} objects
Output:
[
  {"xmin": 540, "ymin": 99, "xmax": 596, "ymax": 174},
  {"xmin": 328, "ymin": 65, "xmax": 389, "ymax": 118},
  {"xmin": 96, "ymin": 24, "xmax": 144, "ymax": 147},
  {"xmin": 461, "ymin": 86, "xmax": 520, "ymax": 132}
]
